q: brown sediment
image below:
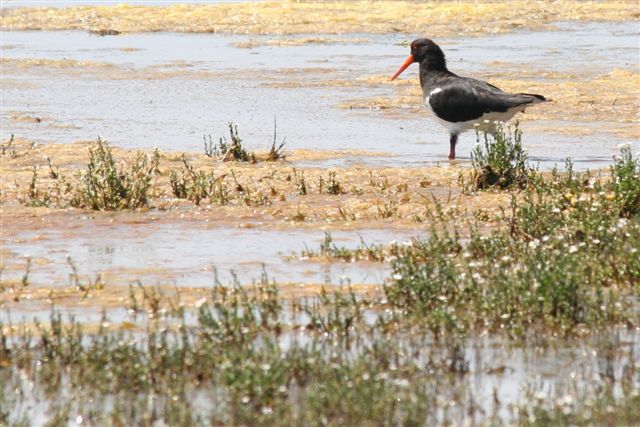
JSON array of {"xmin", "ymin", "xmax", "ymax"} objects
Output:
[
  {"xmin": 7, "ymin": 111, "xmax": 49, "ymax": 124},
  {"xmin": 1, "ymin": 1, "xmax": 636, "ymax": 35},
  {"xmin": 0, "ymin": 281, "xmax": 382, "ymax": 311},
  {"xmin": 5, "ymin": 111, "xmax": 80, "ymax": 131},
  {"xmin": 0, "ymin": 57, "xmax": 226, "ymax": 80},
  {"xmin": 231, "ymin": 37, "xmax": 369, "ymax": 49},
  {"xmin": 1, "ymin": 56, "xmax": 345, "ymax": 82},
  {"xmin": 0, "ymin": 279, "xmax": 384, "ymax": 334},
  {"xmin": 0, "ymin": 57, "xmax": 117, "ymax": 69},
  {"xmin": 1, "ymin": 138, "xmax": 508, "ymax": 233}
]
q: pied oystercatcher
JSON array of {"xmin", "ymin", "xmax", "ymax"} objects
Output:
[{"xmin": 390, "ymin": 38, "xmax": 548, "ymax": 159}]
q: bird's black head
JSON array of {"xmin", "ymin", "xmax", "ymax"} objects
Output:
[
  {"xmin": 390, "ymin": 38, "xmax": 447, "ymax": 80},
  {"xmin": 410, "ymin": 38, "xmax": 446, "ymax": 69}
]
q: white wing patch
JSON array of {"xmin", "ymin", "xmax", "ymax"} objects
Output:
[{"xmin": 425, "ymin": 87, "xmax": 442, "ymax": 109}]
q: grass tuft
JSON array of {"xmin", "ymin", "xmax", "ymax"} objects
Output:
[
  {"xmin": 170, "ymin": 156, "xmax": 229, "ymax": 205},
  {"xmin": 266, "ymin": 117, "xmax": 288, "ymax": 162},
  {"xmin": 70, "ymin": 138, "xmax": 159, "ymax": 210},
  {"xmin": 299, "ymin": 232, "xmax": 391, "ymax": 262},
  {"xmin": 204, "ymin": 122, "xmax": 256, "ymax": 162},
  {"xmin": 611, "ymin": 144, "xmax": 640, "ymax": 217},
  {"xmin": 471, "ymin": 122, "xmax": 533, "ymax": 190}
]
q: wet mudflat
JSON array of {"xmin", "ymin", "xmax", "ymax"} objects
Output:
[
  {"xmin": 2, "ymin": 21, "xmax": 638, "ymax": 167},
  {"xmin": 1, "ymin": 2, "xmax": 639, "ymax": 425}
]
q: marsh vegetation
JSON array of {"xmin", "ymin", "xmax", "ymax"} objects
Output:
[{"xmin": 2, "ymin": 128, "xmax": 639, "ymax": 425}]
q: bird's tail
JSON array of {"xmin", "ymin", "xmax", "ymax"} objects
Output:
[{"xmin": 517, "ymin": 93, "xmax": 550, "ymax": 103}]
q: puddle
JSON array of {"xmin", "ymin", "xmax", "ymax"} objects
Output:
[
  {"xmin": 2, "ymin": 22, "xmax": 638, "ymax": 170},
  {"xmin": 2, "ymin": 222, "xmax": 422, "ymax": 290}
]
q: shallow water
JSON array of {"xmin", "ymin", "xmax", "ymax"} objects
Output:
[
  {"xmin": 3, "ymin": 223, "xmax": 420, "ymax": 290},
  {"xmin": 2, "ymin": 22, "xmax": 638, "ymax": 169}
]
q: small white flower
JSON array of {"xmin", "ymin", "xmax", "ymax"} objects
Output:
[
  {"xmin": 568, "ymin": 245, "xmax": 578, "ymax": 253},
  {"xmin": 556, "ymin": 394, "xmax": 574, "ymax": 406},
  {"xmin": 617, "ymin": 143, "xmax": 631, "ymax": 150}
]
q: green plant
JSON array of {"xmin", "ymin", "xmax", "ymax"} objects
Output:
[
  {"xmin": 0, "ymin": 134, "xmax": 35, "ymax": 159},
  {"xmin": 471, "ymin": 123, "xmax": 533, "ymax": 190},
  {"xmin": 23, "ymin": 166, "xmax": 52, "ymax": 207},
  {"xmin": 0, "ymin": 134, "xmax": 15, "ymax": 157},
  {"xmin": 385, "ymin": 167, "xmax": 640, "ymax": 335},
  {"xmin": 204, "ymin": 123, "xmax": 255, "ymax": 162},
  {"xmin": 70, "ymin": 138, "xmax": 159, "ymax": 210},
  {"xmin": 611, "ymin": 144, "xmax": 640, "ymax": 217},
  {"xmin": 266, "ymin": 117, "xmax": 287, "ymax": 162},
  {"xmin": 317, "ymin": 171, "xmax": 344, "ymax": 195},
  {"xmin": 299, "ymin": 232, "xmax": 391, "ymax": 262},
  {"xmin": 292, "ymin": 168, "xmax": 307, "ymax": 195},
  {"xmin": 169, "ymin": 156, "xmax": 228, "ymax": 205}
]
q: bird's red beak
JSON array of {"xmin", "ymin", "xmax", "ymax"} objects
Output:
[{"xmin": 390, "ymin": 54, "xmax": 414, "ymax": 81}]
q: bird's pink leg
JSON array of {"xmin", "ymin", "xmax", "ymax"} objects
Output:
[{"xmin": 448, "ymin": 134, "xmax": 458, "ymax": 160}]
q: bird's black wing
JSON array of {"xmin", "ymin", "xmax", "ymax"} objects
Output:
[{"xmin": 428, "ymin": 77, "xmax": 542, "ymax": 123}]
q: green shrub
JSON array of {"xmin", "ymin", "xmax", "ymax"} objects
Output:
[
  {"xmin": 204, "ymin": 122, "xmax": 256, "ymax": 162},
  {"xmin": 385, "ymin": 166, "xmax": 640, "ymax": 334},
  {"xmin": 71, "ymin": 138, "xmax": 159, "ymax": 210},
  {"xmin": 611, "ymin": 144, "xmax": 640, "ymax": 217},
  {"xmin": 471, "ymin": 123, "xmax": 533, "ymax": 190},
  {"xmin": 169, "ymin": 156, "xmax": 228, "ymax": 205}
]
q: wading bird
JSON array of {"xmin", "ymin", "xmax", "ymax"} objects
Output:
[{"xmin": 391, "ymin": 38, "xmax": 548, "ymax": 160}]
